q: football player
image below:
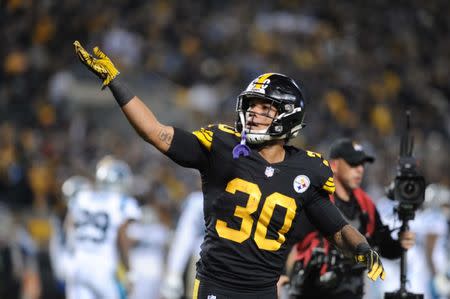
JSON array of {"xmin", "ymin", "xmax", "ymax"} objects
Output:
[
  {"xmin": 73, "ymin": 41, "xmax": 385, "ymax": 299},
  {"xmin": 49, "ymin": 175, "xmax": 92, "ymax": 286},
  {"xmin": 64, "ymin": 156, "xmax": 141, "ymax": 299}
]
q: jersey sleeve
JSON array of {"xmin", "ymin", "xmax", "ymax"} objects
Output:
[
  {"xmin": 165, "ymin": 127, "xmax": 210, "ymax": 170},
  {"xmin": 304, "ymin": 188, "xmax": 348, "ymax": 236},
  {"xmin": 166, "ymin": 124, "xmax": 239, "ymax": 171},
  {"xmin": 306, "ymin": 150, "xmax": 335, "ymax": 195},
  {"xmin": 121, "ymin": 197, "xmax": 142, "ymax": 221},
  {"xmin": 300, "ymin": 151, "xmax": 344, "ymax": 236}
]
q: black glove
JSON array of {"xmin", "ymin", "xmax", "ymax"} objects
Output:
[{"xmin": 354, "ymin": 243, "xmax": 386, "ymax": 281}]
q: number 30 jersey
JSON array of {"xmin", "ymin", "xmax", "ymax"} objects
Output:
[
  {"xmin": 68, "ymin": 189, "xmax": 141, "ymax": 269},
  {"xmin": 166, "ymin": 124, "xmax": 346, "ymax": 292}
]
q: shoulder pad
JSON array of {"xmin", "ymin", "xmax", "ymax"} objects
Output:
[
  {"xmin": 305, "ymin": 150, "xmax": 335, "ymax": 194},
  {"xmin": 68, "ymin": 189, "xmax": 89, "ymax": 209},
  {"xmin": 192, "ymin": 124, "xmax": 240, "ymax": 151},
  {"xmin": 192, "ymin": 127, "xmax": 214, "ymax": 151}
]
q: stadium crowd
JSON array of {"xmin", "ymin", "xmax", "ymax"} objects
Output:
[{"xmin": 0, "ymin": 1, "xmax": 449, "ymax": 298}]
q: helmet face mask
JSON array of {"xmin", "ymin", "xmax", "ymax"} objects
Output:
[{"xmin": 235, "ymin": 73, "xmax": 306, "ymax": 144}]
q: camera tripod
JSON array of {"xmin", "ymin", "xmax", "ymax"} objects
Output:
[{"xmin": 384, "ymin": 221, "xmax": 423, "ymax": 299}]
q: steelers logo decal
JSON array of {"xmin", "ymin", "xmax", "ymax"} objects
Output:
[
  {"xmin": 293, "ymin": 175, "xmax": 310, "ymax": 193},
  {"xmin": 246, "ymin": 73, "xmax": 274, "ymax": 94}
]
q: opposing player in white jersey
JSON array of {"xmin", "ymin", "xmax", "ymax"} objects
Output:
[
  {"xmin": 49, "ymin": 175, "xmax": 92, "ymax": 287},
  {"xmin": 65, "ymin": 156, "xmax": 141, "ymax": 299},
  {"xmin": 161, "ymin": 190, "xmax": 204, "ymax": 299},
  {"xmin": 427, "ymin": 184, "xmax": 450, "ymax": 299}
]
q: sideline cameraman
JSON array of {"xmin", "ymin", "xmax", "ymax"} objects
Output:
[
  {"xmin": 375, "ymin": 184, "xmax": 449, "ymax": 299},
  {"xmin": 288, "ymin": 138, "xmax": 416, "ymax": 299}
]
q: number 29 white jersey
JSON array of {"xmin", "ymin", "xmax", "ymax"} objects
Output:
[{"xmin": 68, "ymin": 189, "xmax": 141, "ymax": 270}]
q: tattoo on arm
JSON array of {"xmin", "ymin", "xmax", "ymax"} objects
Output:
[
  {"xmin": 333, "ymin": 230, "xmax": 343, "ymax": 245},
  {"xmin": 158, "ymin": 128, "xmax": 173, "ymax": 146}
]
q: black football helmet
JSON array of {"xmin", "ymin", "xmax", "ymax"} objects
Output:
[{"xmin": 235, "ymin": 73, "xmax": 306, "ymax": 144}]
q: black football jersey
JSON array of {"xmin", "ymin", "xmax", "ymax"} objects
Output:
[{"xmin": 166, "ymin": 124, "xmax": 344, "ymax": 291}]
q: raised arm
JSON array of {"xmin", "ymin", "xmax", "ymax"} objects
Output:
[
  {"xmin": 73, "ymin": 41, "xmax": 173, "ymax": 153},
  {"xmin": 120, "ymin": 95, "xmax": 174, "ymax": 152}
]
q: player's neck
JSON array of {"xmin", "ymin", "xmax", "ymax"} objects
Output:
[
  {"xmin": 334, "ymin": 180, "xmax": 352, "ymax": 201},
  {"xmin": 257, "ymin": 141, "xmax": 286, "ymax": 164}
]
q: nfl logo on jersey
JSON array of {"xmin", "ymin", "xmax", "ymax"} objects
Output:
[
  {"xmin": 207, "ymin": 295, "xmax": 217, "ymax": 299},
  {"xmin": 265, "ymin": 166, "xmax": 275, "ymax": 177}
]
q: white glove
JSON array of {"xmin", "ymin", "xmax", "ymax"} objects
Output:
[{"xmin": 161, "ymin": 272, "xmax": 184, "ymax": 299}]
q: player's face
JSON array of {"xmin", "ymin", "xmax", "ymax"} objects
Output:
[
  {"xmin": 334, "ymin": 159, "xmax": 365, "ymax": 190},
  {"xmin": 245, "ymin": 98, "xmax": 278, "ymax": 131}
]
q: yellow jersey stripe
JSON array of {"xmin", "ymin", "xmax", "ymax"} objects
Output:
[
  {"xmin": 200, "ymin": 129, "xmax": 213, "ymax": 141},
  {"xmin": 218, "ymin": 124, "xmax": 241, "ymax": 137},
  {"xmin": 306, "ymin": 150, "xmax": 323, "ymax": 158},
  {"xmin": 192, "ymin": 129, "xmax": 213, "ymax": 151},
  {"xmin": 323, "ymin": 184, "xmax": 336, "ymax": 194},
  {"xmin": 325, "ymin": 182, "xmax": 335, "ymax": 187},
  {"xmin": 192, "ymin": 278, "xmax": 200, "ymax": 299},
  {"xmin": 327, "ymin": 177, "xmax": 334, "ymax": 182}
]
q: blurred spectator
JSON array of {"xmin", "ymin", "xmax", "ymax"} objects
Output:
[{"xmin": 0, "ymin": 204, "xmax": 41, "ymax": 299}]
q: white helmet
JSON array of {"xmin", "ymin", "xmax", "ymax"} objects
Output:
[
  {"xmin": 61, "ymin": 175, "xmax": 92, "ymax": 201},
  {"xmin": 95, "ymin": 155, "xmax": 132, "ymax": 194},
  {"xmin": 424, "ymin": 183, "xmax": 450, "ymax": 210}
]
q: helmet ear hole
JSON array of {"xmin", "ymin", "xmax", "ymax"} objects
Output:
[{"xmin": 284, "ymin": 104, "xmax": 294, "ymax": 113}]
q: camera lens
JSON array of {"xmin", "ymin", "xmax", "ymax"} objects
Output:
[
  {"xmin": 398, "ymin": 180, "xmax": 421, "ymax": 201},
  {"xmin": 404, "ymin": 183, "xmax": 416, "ymax": 195}
]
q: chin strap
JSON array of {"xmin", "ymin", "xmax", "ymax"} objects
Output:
[{"xmin": 232, "ymin": 130, "xmax": 251, "ymax": 159}]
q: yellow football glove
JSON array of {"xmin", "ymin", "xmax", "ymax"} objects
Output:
[
  {"xmin": 354, "ymin": 243, "xmax": 386, "ymax": 281},
  {"xmin": 73, "ymin": 40, "xmax": 119, "ymax": 89}
]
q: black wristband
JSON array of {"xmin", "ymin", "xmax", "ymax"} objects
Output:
[
  {"xmin": 355, "ymin": 242, "xmax": 371, "ymax": 254},
  {"xmin": 108, "ymin": 77, "xmax": 135, "ymax": 107}
]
